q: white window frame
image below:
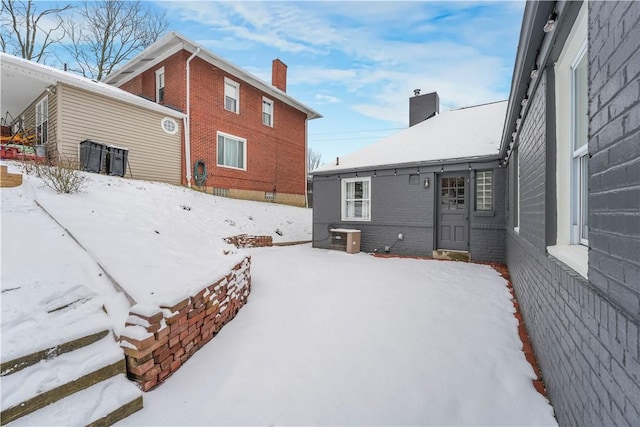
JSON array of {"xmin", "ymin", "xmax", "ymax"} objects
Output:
[
  {"xmin": 216, "ymin": 131, "xmax": 246, "ymax": 171},
  {"xmin": 35, "ymin": 96, "xmax": 48, "ymax": 146},
  {"xmin": 262, "ymin": 97, "xmax": 274, "ymax": 127},
  {"xmin": 224, "ymin": 77, "xmax": 240, "ymax": 113},
  {"xmin": 475, "ymin": 170, "xmax": 493, "ymax": 211},
  {"xmin": 550, "ymin": 2, "xmax": 588, "ymax": 278},
  {"xmin": 571, "ymin": 46, "xmax": 589, "ymax": 246},
  {"xmin": 155, "ymin": 67, "xmax": 165, "ymax": 103},
  {"xmin": 341, "ymin": 177, "xmax": 371, "ymax": 221}
]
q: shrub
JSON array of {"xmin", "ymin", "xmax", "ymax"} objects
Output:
[{"xmin": 23, "ymin": 156, "xmax": 87, "ymax": 194}]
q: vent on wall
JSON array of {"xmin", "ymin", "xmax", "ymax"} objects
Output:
[{"xmin": 213, "ymin": 188, "xmax": 229, "ymax": 197}]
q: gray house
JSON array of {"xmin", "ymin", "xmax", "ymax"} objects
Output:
[
  {"xmin": 311, "ymin": 93, "xmax": 508, "ymax": 262},
  {"xmin": 501, "ymin": 0, "xmax": 639, "ymax": 425}
]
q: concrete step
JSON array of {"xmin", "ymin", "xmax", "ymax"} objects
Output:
[
  {"xmin": 1, "ymin": 336, "xmax": 126, "ymax": 424},
  {"xmin": 5, "ymin": 374, "xmax": 142, "ymax": 426},
  {"xmin": 432, "ymin": 249, "xmax": 471, "ymax": 262}
]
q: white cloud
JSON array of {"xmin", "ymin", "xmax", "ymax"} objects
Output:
[{"xmin": 315, "ymin": 94, "xmax": 341, "ymax": 104}]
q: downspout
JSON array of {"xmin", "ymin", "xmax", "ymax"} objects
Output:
[{"xmin": 185, "ymin": 46, "xmax": 200, "ymax": 188}]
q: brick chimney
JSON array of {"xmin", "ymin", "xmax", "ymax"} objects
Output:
[
  {"xmin": 272, "ymin": 59, "xmax": 287, "ymax": 92},
  {"xmin": 409, "ymin": 90, "xmax": 439, "ymax": 127}
]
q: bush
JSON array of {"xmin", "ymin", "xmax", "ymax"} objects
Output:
[{"xmin": 22, "ymin": 156, "xmax": 87, "ymax": 194}]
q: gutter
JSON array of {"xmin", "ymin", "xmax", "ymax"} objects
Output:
[{"xmin": 184, "ymin": 46, "xmax": 201, "ymax": 188}]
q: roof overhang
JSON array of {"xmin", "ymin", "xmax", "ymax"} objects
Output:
[
  {"xmin": 1, "ymin": 53, "xmax": 186, "ymax": 123},
  {"xmin": 310, "ymin": 154, "xmax": 501, "ymax": 177},
  {"xmin": 499, "ymin": 0, "xmax": 583, "ymax": 159},
  {"xmin": 104, "ymin": 31, "xmax": 322, "ymax": 121}
]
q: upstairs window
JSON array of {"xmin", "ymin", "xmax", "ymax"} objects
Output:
[
  {"xmin": 262, "ymin": 97, "xmax": 273, "ymax": 126},
  {"xmin": 341, "ymin": 177, "xmax": 371, "ymax": 221},
  {"xmin": 155, "ymin": 67, "xmax": 165, "ymax": 103},
  {"xmin": 217, "ymin": 132, "xmax": 246, "ymax": 170},
  {"xmin": 475, "ymin": 170, "xmax": 493, "ymax": 211},
  {"xmin": 224, "ymin": 78, "xmax": 239, "ymax": 113},
  {"xmin": 35, "ymin": 96, "xmax": 48, "ymax": 145}
]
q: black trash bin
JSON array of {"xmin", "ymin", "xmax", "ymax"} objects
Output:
[
  {"xmin": 106, "ymin": 145, "xmax": 128, "ymax": 177},
  {"xmin": 79, "ymin": 140, "xmax": 106, "ymax": 173}
]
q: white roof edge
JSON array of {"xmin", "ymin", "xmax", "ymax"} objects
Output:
[
  {"xmin": 104, "ymin": 31, "xmax": 322, "ymax": 120},
  {"xmin": 1, "ymin": 52, "xmax": 186, "ymax": 119}
]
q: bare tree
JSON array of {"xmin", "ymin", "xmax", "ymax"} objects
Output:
[
  {"xmin": 0, "ymin": 0, "xmax": 72, "ymax": 63},
  {"xmin": 62, "ymin": 0, "xmax": 168, "ymax": 80},
  {"xmin": 308, "ymin": 148, "xmax": 323, "ymax": 172}
]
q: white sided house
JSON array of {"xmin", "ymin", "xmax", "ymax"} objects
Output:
[
  {"xmin": 311, "ymin": 93, "xmax": 508, "ymax": 262},
  {"xmin": 1, "ymin": 53, "xmax": 185, "ymax": 184}
]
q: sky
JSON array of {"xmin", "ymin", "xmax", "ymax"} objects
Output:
[{"xmin": 150, "ymin": 0, "xmax": 525, "ymax": 168}]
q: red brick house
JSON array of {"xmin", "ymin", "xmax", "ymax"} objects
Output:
[{"xmin": 104, "ymin": 32, "xmax": 321, "ymax": 207}]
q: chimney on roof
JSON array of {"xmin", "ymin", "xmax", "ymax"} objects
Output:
[
  {"xmin": 272, "ymin": 59, "xmax": 287, "ymax": 92},
  {"xmin": 409, "ymin": 90, "xmax": 439, "ymax": 127}
]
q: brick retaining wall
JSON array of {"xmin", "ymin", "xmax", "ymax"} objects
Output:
[
  {"xmin": 119, "ymin": 256, "xmax": 251, "ymax": 391},
  {"xmin": 224, "ymin": 234, "xmax": 273, "ymax": 248}
]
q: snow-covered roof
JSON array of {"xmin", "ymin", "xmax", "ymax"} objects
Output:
[
  {"xmin": 314, "ymin": 100, "xmax": 508, "ymax": 173},
  {"xmin": 0, "ymin": 53, "xmax": 186, "ymax": 121},
  {"xmin": 104, "ymin": 31, "xmax": 322, "ymax": 121}
]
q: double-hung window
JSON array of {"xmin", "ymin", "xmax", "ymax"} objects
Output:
[
  {"xmin": 155, "ymin": 67, "xmax": 165, "ymax": 103},
  {"xmin": 224, "ymin": 78, "xmax": 239, "ymax": 113},
  {"xmin": 262, "ymin": 97, "xmax": 273, "ymax": 126},
  {"xmin": 341, "ymin": 177, "xmax": 371, "ymax": 221},
  {"xmin": 475, "ymin": 170, "xmax": 493, "ymax": 211},
  {"xmin": 35, "ymin": 96, "xmax": 48, "ymax": 146},
  {"xmin": 572, "ymin": 48, "xmax": 589, "ymax": 245},
  {"xmin": 549, "ymin": 1, "xmax": 588, "ymax": 278},
  {"xmin": 217, "ymin": 132, "xmax": 246, "ymax": 170}
]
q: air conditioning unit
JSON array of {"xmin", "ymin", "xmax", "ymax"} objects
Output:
[{"xmin": 329, "ymin": 229, "xmax": 361, "ymax": 254}]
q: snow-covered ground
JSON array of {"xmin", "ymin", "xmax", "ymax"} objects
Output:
[
  {"xmin": 1, "ymin": 161, "xmax": 557, "ymax": 425},
  {"xmin": 118, "ymin": 245, "xmax": 557, "ymax": 426}
]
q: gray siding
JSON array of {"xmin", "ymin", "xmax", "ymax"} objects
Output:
[
  {"xmin": 505, "ymin": 2, "xmax": 640, "ymax": 425},
  {"xmin": 313, "ymin": 164, "xmax": 505, "ymax": 262},
  {"xmin": 58, "ymin": 84, "xmax": 183, "ymax": 185}
]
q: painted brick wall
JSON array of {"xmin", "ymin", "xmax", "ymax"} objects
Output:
[
  {"xmin": 470, "ymin": 167, "xmax": 506, "ymax": 263},
  {"xmin": 118, "ymin": 51, "xmax": 308, "ymax": 199},
  {"xmin": 313, "ymin": 165, "xmax": 505, "ymax": 262},
  {"xmin": 588, "ymin": 0, "xmax": 640, "ymax": 321},
  {"xmin": 505, "ymin": 3, "xmax": 640, "ymax": 423},
  {"xmin": 517, "ymin": 72, "xmax": 547, "ymax": 250}
]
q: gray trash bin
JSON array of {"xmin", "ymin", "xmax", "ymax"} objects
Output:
[
  {"xmin": 79, "ymin": 140, "xmax": 106, "ymax": 173},
  {"xmin": 106, "ymin": 145, "xmax": 128, "ymax": 177}
]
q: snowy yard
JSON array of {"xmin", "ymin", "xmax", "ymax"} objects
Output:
[
  {"xmin": 118, "ymin": 246, "xmax": 556, "ymax": 426},
  {"xmin": 1, "ymin": 161, "xmax": 556, "ymax": 426}
]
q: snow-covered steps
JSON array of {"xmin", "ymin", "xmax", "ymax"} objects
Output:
[
  {"xmin": 5, "ymin": 374, "xmax": 142, "ymax": 427},
  {"xmin": 0, "ymin": 336, "xmax": 141, "ymax": 425},
  {"xmin": 1, "ymin": 330, "xmax": 109, "ymax": 376}
]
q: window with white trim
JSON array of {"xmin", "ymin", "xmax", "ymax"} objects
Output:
[
  {"xmin": 217, "ymin": 132, "xmax": 246, "ymax": 170},
  {"xmin": 155, "ymin": 67, "xmax": 165, "ymax": 103},
  {"xmin": 262, "ymin": 97, "xmax": 273, "ymax": 126},
  {"xmin": 35, "ymin": 96, "xmax": 48, "ymax": 145},
  {"xmin": 572, "ymin": 49, "xmax": 589, "ymax": 245},
  {"xmin": 551, "ymin": 1, "xmax": 588, "ymax": 278},
  {"xmin": 341, "ymin": 177, "xmax": 371, "ymax": 221},
  {"xmin": 475, "ymin": 170, "xmax": 493, "ymax": 210},
  {"xmin": 224, "ymin": 78, "xmax": 239, "ymax": 113}
]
